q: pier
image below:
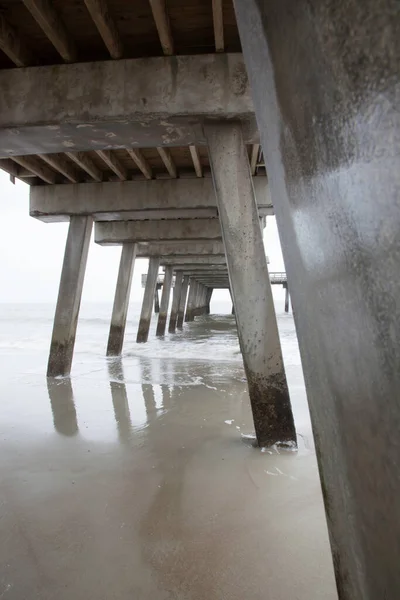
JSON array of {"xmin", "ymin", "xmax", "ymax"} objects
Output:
[{"xmin": 0, "ymin": 0, "xmax": 399, "ymax": 597}]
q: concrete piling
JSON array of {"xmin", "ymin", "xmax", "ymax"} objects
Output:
[
  {"xmin": 107, "ymin": 243, "xmax": 136, "ymax": 356},
  {"xmin": 205, "ymin": 123, "xmax": 296, "ymax": 448},
  {"xmin": 47, "ymin": 216, "xmax": 93, "ymax": 377},
  {"xmin": 156, "ymin": 265, "xmax": 173, "ymax": 337},
  {"xmin": 185, "ymin": 279, "xmax": 197, "ymax": 322},
  {"xmin": 177, "ymin": 275, "xmax": 190, "ymax": 329},
  {"xmin": 234, "ymin": 0, "xmax": 400, "ymax": 592},
  {"xmin": 137, "ymin": 257, "xmax": 160, "ymax": 343},
  {"xmin": 205, "ymin": 287, "xmax": 213, "ymax": 314},
  {"xmin": 154, "ymin": 288, "xmax": 160, "ymax": 313},
  {"xmin": 168, "ymin": 270, "xmax": 183, "ymax": 333},
  {"xmin": 284, "ymin": 284, "xmax": 290, "ymax": 314}
]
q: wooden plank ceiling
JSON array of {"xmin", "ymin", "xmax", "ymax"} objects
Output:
[{"xmin": 0, "ymin": 0, "xmax": 265, "ymax": 186}]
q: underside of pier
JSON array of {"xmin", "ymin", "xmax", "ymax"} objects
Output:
[{"xmin": 0, "ymin": 0, "xmax": 399, "ymax": 598}]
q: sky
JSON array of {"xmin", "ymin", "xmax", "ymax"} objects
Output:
[{"xmin": 0, "ymin": 171, "xmax": 285, "ymax": 304}]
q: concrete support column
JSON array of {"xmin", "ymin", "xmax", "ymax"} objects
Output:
[
  {"xmin": 154, "ymin": 288, "xmax": 160, "ymax": 313},
  {"xmin": 106, "ymin": 243, "xmax": 136, "ymax": 356},
  {"xmin": 137, "ymin": 258, "xmax": 160, "ymax": 343},
  {"xmin": 177, "ymin": 275, "xmax": 190, "ymax": 329},
  {"xmin": 156, "ymin": 266, "xmax": 173, "ymax": 337},
  {"xmin": 185, "ymin": 279, "xmax": 197, "ymax": 322},
  {"xmin": 47, "ymin": 216, "xmax": 93, "ymax": 377},
  {"xmin": 233, "ymin": 0, "xmax": 400, "ymax": 595},
  {"xmin": 284, "ymin": 284, "xmax": 290, "ymax": 314},
  {"xmin": 205, "ymin": 123, "xmax": 296, "ymax": 448},
  {"xmin": 194, "ymin": 282, "xmax": 204, "ymax": 317},
  {"xmin": 168, "ymin": 270, "xmax": 183, "ymax": 333},
  {"xmin": 205, "ymin": 287, "xmax": 213, "ymax": 314}
]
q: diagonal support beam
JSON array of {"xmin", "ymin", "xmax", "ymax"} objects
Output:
[
  {"xmin": 0, "ymin": 14, "xmax": 34, "ymax": 67},
  {"xmin": 149, "ymin": 0, "xmax": 174, "ymax": 56},
  {"xmin": 84, "ymin": 0, "xmax": 123, "ymax": 59},
  {"xmin": 157, "ymin": 147, "xmax": 177, "ymax": 178},
  {"xmin": 39, "ymin": 153, "xmax": 80, "ymax": 183},
  {"xmin": 66, "ymin": 152, "xmax": 103, "ymax": 182},
  {"xmin": 96, "ymin": 150, "xmax": 127, "ymax": 180},
  {"xmin": 22, "ymin": 0, "xmax": 78, "ymax": 62},
  {"xmin": 126, "ymin": 149, "xmax": 152, "ymax": 179}
]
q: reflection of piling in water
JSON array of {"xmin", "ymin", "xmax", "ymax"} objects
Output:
[
  {"xmin": 108, "ymin": 358, "xmax": 132, "ymax": 442},
  {"xmin": 47, "ymin": 377, "xmax": 78, "ymax": 436}
]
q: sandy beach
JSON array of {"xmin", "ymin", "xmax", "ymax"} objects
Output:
[{"xmin": 0, "ymin": 300, "xmax": 337, "ymax": 599}]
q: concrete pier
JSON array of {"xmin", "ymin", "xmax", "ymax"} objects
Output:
[
  {"xmin": 284, "ymin": 284, "xmax": 290, "ymax": 314},
  {"xmin": 234, "ymin": 0, "xmax": 400, "ymax": 595},
  {"xmin": 205, "ymin": 288, "xmax": 213, "ymax": 314},
  {"xmin": 206, "ymin": 123, "xmax": 296, "ymax": 447},
  {"xmin": 177, "ymin": 275, "xmax": 189, "ymax": 329},
  {"xmin": 137, "ymin": 258, "xmax": 160, "ymax": 343},
  {"xmin": 156, "ymin": 266, "xmax": 173, "ymax": 337},
  {"xmin": 185, "ymin": 280, "xmax": 197, "ymax": 322},
  {"xmin": 107, "ymin": 243, "xmax": 136, "ymax": 356},
  {"xmin": 47, "ymin": 216, "xmax": 93, "ymax": 377},
  {"xmin": 154, "ymin": 288, "xmax": 160, "ymax": 314},
  {"xmin": 168, "ymin": 271, "xmax": 183, "ymax": 334}
]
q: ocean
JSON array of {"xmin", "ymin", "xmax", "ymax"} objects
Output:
[{"xmin": 0, "ymin": 296, "xmax": 337, "ymax": 599}]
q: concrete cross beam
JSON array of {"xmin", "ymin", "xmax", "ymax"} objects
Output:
[
  {"xmin": 161, "ymin": 256, "xmax": 227, "ymax": 265},
  {"xmin": 135, "ymin": 242, "xmax": 226, "ymax": 257},
  {"xmin": 95, "ymin": 219, "xmax": 222, "ymax": 245},
  {"xmin": 30, "ymin": 177, "xmax": 272, "ymax": 223},
  {"xmin": 0, "ymin": 54, "xmax": 257, "ymax": 156}
]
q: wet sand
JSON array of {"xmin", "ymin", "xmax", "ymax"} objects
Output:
[{"xmin": 0, "ymin": 307, "xmax": 337, "ymax": 599}]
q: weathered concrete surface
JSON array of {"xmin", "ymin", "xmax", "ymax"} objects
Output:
[
  {"xmin": 177, "ymin": 275, "xmax": 190, "ymax": 329},
  {"xmin": 47, "ymin": 216, "xmax": 93, "ymax": 377},
  {"xmin": 95, "ymin": 219, "xmax": 222, "ymax": 245},
  {"xmin": 206, "ymin": 123, "xmax": 296, "ymax": 448},
  {"xmin": 168, "ymin": 271, "xmax": 183, "ymax": 333},
  {"xmin": 137, "ymin": 258, "xmax": 160, "ymax": 343},
  {"xmin": 234, "ymin": 0, "xmax": 400, "ymax": 597},
  {"xmin": 107, "ymin": 243, "xmax": 136, "ymax": 356},
  {"xmin": 284, "ymin": 285, "xmax": 290, "ymax": 314},
  {"xmin": 0, "ymin": 54, "xmax": 257, "ymax": 156},
  {"xmin": 205, "ymin": 288, "xmax": 213, "ymax": 314},
  {"xmin": 156, "ymin": 266, "xmax": 173, "ymax": 337},
  {"xmin": 154, "ymin": 288, "xmax": 160, "ymax": 314},
  {"xmin": 162, "ymin": 257, "xmax": 227, "ymax": 265},
  {"xmin": 185, "ymin": 280, "xmax": 197, "ymax": 322},
  {"xmin": 30, "ymin": 177, "xmax": 271, "ymax": 223},
  {"xmin": 135, "ymin": 242, "xmax": 226, "ymax": 258}
]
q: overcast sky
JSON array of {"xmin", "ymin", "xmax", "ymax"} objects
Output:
[{"xmin": 0, "ymin": 171, "xmax": 285, "ymax": 304}]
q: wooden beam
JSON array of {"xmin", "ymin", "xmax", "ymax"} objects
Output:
[
  {"xmin": 126, "ymin": 149, "xmax": 152, "ymax": 180},
  {"xmin": 189, "ymin": 145, "xmax": 203, "ymax": 178},
  {"xmin": 22, "ymin": 0, "xmax": 77, "ymax": 62},
  {"xmin": 83, "ymin": 0, "xmax": 123, "ymax": 59},
  {"xmin": 96, "ymin": 150, "xmax": 127, "ymax": 180},
  {"xmin": 149, "ymin": 0, "xmax": 174, "ymax": 56},
  {"xmin": 66, "ymin": 152, "xmax": 103, "ymax": 182},
  {"xmin": 39, "ymin": 153, "xmax": 80, "ymax": 183},
  {"xmin": 250, "ymin": 143, "xmax": 260, "ymax": 175},
  {"xmin": 212, "ymin": 0, "xmax": 224, "ymax": 52},
  {"xmin": 11, "ymin": 155, "xmax": 57, "ymax": 184},
  {"xmin": 157, "ymin": 147, "xmax": 177, "ymax": 178},
  {"xmin": 0, "ymin": 14, "xmax": 33, "ymax": 67},
  {"xmin": 0, "ymin": 158, "xmax": 21, "ymax": 178}
]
